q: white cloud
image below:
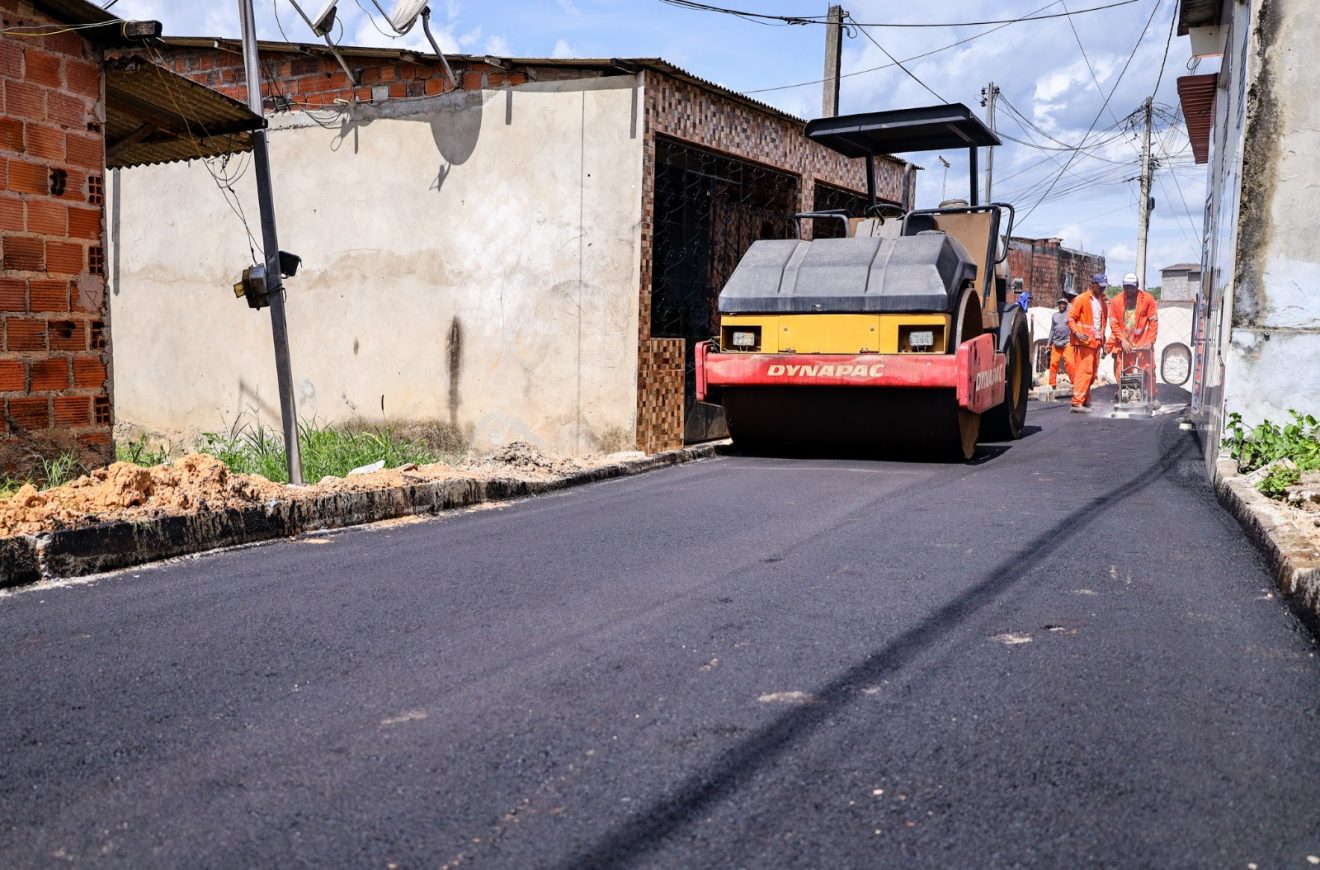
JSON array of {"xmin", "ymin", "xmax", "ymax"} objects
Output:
[
  {"xmin": 558, "ymin": 0, "xmax": 582, "ymax": 15},
  {"xmin": 485, "ymin": 34, "xmax": 513, "ymax": 56},
  {"xmin": 552, "ymin": 38, "xmax": 576, "ymax": 59}
]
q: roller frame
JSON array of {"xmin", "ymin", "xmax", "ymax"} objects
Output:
[{"xmin": 696, "ymin": 333, "xmax": 1005, "ymax": 414}]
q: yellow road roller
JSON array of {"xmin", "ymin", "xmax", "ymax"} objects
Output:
[{"xmin": 695, "ymin": 103, "xmax": 1031, "ymax": 459}]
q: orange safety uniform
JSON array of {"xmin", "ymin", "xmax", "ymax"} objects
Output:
[
  {"xmin": 1048, "ymin": 344, "xmax": 1073, "ymax": 387},
  {"xmin": 1106, "ymin": 290, "xmax": 1159, "ymax": 394},
  {"xmin": 1067, "ymin": 289, "xmax": 1108, "ymax": 408}
]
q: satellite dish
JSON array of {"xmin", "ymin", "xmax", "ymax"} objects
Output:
[
  {"xmin": 308, "ymin": 0, "xmax": 337, "ymax": 36},
  {"xmin": 386, "ymin": 0, "xmax": 430, "ymax": 33}
]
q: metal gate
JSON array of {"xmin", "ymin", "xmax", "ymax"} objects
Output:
[{"xmin": 650, "ymin": 136, "xmax": 800, "ymax": 442}]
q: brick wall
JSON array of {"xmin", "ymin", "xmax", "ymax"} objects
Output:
[
  {"xmin": 1008, "ymin": 237, "xmax": 1105, "ymax": 307},
  {"xmin": 157, "ymin": 46, "xmax": 525, "ymax": 110},
  {"xmin": 0, "ymin": 0, "xmax": 111, "ymax": 479}
]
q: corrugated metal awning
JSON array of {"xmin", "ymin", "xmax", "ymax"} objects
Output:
[
  {"xmin": 1177, "ymin": 73, "xmax": 1217, "ymax": 165},
  {"xmin": 1177, "ymin": 0, "xmax": 1223, "ymax": 35},
  {"xmin": 105, "ymin": 57, "xmax": 264, "ymax": 170}
]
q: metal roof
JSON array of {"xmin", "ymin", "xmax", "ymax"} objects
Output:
[
  {"xmin": 1161, "ymin": 262, "xmax": 1201, "ymax": 273},
  {"xmin": 1177, "ymin": 73, "xmax": 1217, "ymax": 165},
  {"xmin": 803, "ymin": 103, "xmax": 1000, "ymax": 157},
  {"xmin": 105, "ymin": 58, "xmax": 264, "ymax": 169}
]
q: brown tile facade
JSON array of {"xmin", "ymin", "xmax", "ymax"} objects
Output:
[
  {"xmin": 1008, "ymin": 237, "xmax": 1106, "ymax": 307},
  {"xmin": 634, "ymin": 71, "xmax": 905, "ymax": 453},
  {"xmin": 0, "ymin": 0, "xmax": 111, "ymax": 479}
]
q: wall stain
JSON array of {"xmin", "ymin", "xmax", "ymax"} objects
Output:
[
  {"xmin": 1232, "ymin": 0, "xmax": 1280, "ymax": 330},
  {"xmin": 447, "ymin": 316, "xmax": 463, "ymax": 429}
]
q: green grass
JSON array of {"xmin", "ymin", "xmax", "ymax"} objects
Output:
[
  {"xmin": 115, "ymin": 434, "xmax": 168, "ymax": 467},
  {"xmin": 0, "ymin": 449, "xmax": 84, "ymax": 498},
  {"xmin": 1226, "ymin": 409, "xmax": 1320, "ymax": 499},
  {"xmin": 200, "ymin": 417, "xmax": 440, "ymax": 484}
]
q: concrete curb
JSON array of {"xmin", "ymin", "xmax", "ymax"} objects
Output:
[
  {"xmin": 0, "ymin": 443, "xmax": 721, "ymax": 589},
  {"xmin": 1213, "ymin": 458, "xmax": 1320, "ymax": 633}
]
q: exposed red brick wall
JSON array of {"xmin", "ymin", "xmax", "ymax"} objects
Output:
[
  {"xmin": 1008, "ymin": 237, "xmax": 1106, "ymax": 307},
  {"xmin": 0, "ymin": 0, "xmax": 111, "ymax": 480},
  {"xmin": 155, "ymin": 46, "xmax": 526, "ymax": 111}
]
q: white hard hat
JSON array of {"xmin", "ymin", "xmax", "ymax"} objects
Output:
[{"xmin": 1122, "ymin": 273, "xmax": 1138, "ymax": 286}]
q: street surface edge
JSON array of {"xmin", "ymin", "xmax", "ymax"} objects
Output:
[
  {"xmin": 0, "ymin": 443, "xmax": 721, "ymax": 590},
  {"xmin": 1214, "ymin": 458, "xmax": 1320, "ymax": 635}
]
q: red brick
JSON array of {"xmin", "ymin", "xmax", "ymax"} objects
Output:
[
  {"xmin": 47, "ymin": 92, "xmax": 90, "ymax": 129},
  {"xmin": 2, "ymin": 236, "xmax": 44, "ymax": 272},
  {"xmin": 28, "ymin": 357, "xmax": 68, "ymax": 391},
  {"xmin": 0, "ymin": 196, "xmax": 23, "ymax": 233},
  {"xmin": 0, "ymin": 40, "xmax": 21, "ymax": 79},
  {"xmin": 43, "ymin": 30, "xmax": 87, "ymax": 58},
  {"xmin": 72, "ymin": 355, "xmax": 105, "ymax": 388},
  {"xmin": 48, "ymin": 318, "xmax": 84, "ymax": 350},
  {"xmin": 24, "ymin": 123, "xmax": 63, "ymax": 161},
  {"xmin": 28, "ymin": 279, "xmax": 69, "ymax": 312},
  {"xmin": 23, "ymin": 47, "xmax": 62, "ymax": 89},
  {"xmin": 52, "ymin": 395, "xmax": 90, "ymax": 427},
  {"xmin": 77, "ymin": 429, "xmax": 112, "ymax": 449},
  {"xmin": 388, "ymin": 82, "xmax": 407, "ymax": 99},
  {"xmin": 0, "ymin": 359, "xmax": 23, "ymax": 392},
  {"xmin": 5, "ymin": 317, "xmax": 46, "ymax": 351},
  {"xmin": 45, "ymin": 240, "xmax": 82, "ymax": 275},
  {"xmin": 8, "ymin": 159, "xmax": 50, "ymax": 195},
  {"xmin": 67, "ymin": 205, "xmax": 100, "ymax": 240},
  {"xmin": 0, "ymin": 278, "xmax": 24, "ymax": 311},
  {"xmin": 0, "ymin": 118, "xmax": 24, "ymax": 153},
  {"xmin": 65, "ymin": 132, "xmax": 101, "ymax": 170},
  {"xmin": 7, "ymin": 396, "xmax": 49, "ymax": 430},
  {"xmin": 425, "ymin": 78, "xmax": 446, "ymax": 96},
  {"xmin": 25, "ymin": 198, "xmax": 66, "ymax": 235},
  {"xmin": 5, "ymin": 80, "xmax": 45, "ymax": 121},
  {"xmin": 64, "ymin": 58, "xmax": 100, "ymax": 99}
]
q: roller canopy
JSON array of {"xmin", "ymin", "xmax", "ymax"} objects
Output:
[
  {"xmin": 717, "ymin": 233, "xmax": 977, "ymax": 315},
  {"xmin": 804, "ymin": 103, "xmax": 1000, "ymax": 157}
]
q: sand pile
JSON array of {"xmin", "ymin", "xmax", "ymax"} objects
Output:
[
  {"xmin": 0, "ymin": 454, "xmax": 287, "ymax": 537},
  {"xmin": 467, "ymin": 441, "xmax": 589, "ymax": 476}
]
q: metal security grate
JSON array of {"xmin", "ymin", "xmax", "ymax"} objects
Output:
[
  {"xmin": 651, "ymin": 136, "xmax": 800, "ymax": 442},
  {"xmin": 811, "ymin": 181, "xmax": 873, "ymax": 239}
]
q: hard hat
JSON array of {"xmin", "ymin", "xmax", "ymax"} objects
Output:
[{"xmin": 1122, "ymin": 273, "xmax": 1138, "ymax": 286}]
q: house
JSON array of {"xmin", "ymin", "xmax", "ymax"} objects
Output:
[
  {"xmin": 1177, "ymin": 0, "xmax": 1320, "ymax": 467},
  {"xmin": 1158, "ymin": 262, "xmax": 1200, "ymax": 303},
  {"xmin": 0, "ymin": 0, "xmax": 264, "ymax": 479},
  {"xmin": 107, "ymin": 39, "xmax": 908, "ymax": 455},
  {"xmin": 1007, "ymin": 236, "xmax": 1105, "ymax": 306}
]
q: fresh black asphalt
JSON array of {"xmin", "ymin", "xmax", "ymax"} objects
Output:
[{"xmin": 2, "ymin": 398, "xmax": 1319, "ymax": 867}]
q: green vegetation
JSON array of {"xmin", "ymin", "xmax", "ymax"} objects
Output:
[
  {"xmin": 200, "ymin": 417, "xmax": 441, "ymax": 484},
  {"xmin": 0, "ymin": 450, "xmax": 84, "ymax": 498},
  {"xmin": 1226, "ymin": 410, "xmax": 1320, "ymax": 499},
  {"xmin": 115, "ymin": 434, "xmax": 168, "ymax": 467}
]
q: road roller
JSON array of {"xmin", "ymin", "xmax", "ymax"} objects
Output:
[{"xmin": 695, "ymin": 103, "xmax": 1031, "ymax": 459}]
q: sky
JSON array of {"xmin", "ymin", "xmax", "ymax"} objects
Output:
[{"xmin": 104, "ymin": 0, "xmax": 1209, "ymax": 286}]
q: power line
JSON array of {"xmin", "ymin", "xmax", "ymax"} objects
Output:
[
  {"xmin": 846, "ymin": 14, "xmax": 947, "ymax": 104},
  {"xmin": 660, "ymin": 0, "xmax": 1142, "ymax": 28},
  {"xmin": 1016, "ymin": 0, "xmax": 1162, "ymax": 229},
  {"xmin": 744, "ymin": 1, "xmax": 1065, "ymax": 96}
]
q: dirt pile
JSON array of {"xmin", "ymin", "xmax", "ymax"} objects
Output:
[
  {"xmin": 0, "ymin": 454, "xmax": 286, "ymax": 537},
  {"xmin": 468, "ymin": 441, "xmax": 586, "ymax": 476}
]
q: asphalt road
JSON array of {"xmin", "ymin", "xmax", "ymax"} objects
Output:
[{"xmin": 2, "ymin": 398, "xmax": 1319, "ymax": 868}]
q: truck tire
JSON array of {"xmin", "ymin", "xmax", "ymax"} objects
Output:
[{"xmin": 982, "ymin": 310, "xmax": 1030, "ymax": 441}]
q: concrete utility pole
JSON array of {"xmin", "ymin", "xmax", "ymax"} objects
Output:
[
  {"xmin": 238, "ymin": 0, "xmax": 303, "ymax": 485},
  {"xmin": 1135, "ymin": 95, "xmax": 1154, "ymax": 289},
  {"xmin": 980, "ymin": 82, "xmax": 999, "ymax": 202},
  {"xmin": 822, "ymin": 5, "xmax": 844, "ymax": 118}
]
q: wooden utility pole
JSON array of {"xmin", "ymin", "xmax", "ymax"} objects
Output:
[
  {"xmin": 1135, "ymin": 95, "xmax": 1154, "ymax": 288},
  {"xmin": 981, "ymin": 82, "xmax": 999, "ymax": 202},
  {"xmin": 238, "ymin": 0, "xmax": 303, "ymax": 484},
  {"xmin": 822, "ymin": 5, "xmax": 844, "ymax": 118}
]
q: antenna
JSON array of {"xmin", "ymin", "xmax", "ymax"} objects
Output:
[
  {"xmin": 369, "ymin": 0, "xmax": 429, "ymax": 33},
  {"xmin": 306, "ymin": 0, "xmax": 337, "ymax": 35}
]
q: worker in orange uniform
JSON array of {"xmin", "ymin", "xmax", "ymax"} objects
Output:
[
  {"xmin": 1107, "ymin": 272, "xmax": 1159, "ymax": 398},
  {"xmin": 1066, "ymin": 273, "xmax": 1109, "ymax": 413},
  {"xmin": 1047, "ymin": 296, "xmax": 1073, "ymax": 388}
]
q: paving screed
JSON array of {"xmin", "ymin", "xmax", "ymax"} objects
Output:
[{"xmin": 1, "ymin": 400, "xmax": 1318, "ymax": 867}]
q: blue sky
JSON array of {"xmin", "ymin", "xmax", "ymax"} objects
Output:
[{"xmin": 107, "ymin": 0, "xmax": 1207, "ymax": 285}]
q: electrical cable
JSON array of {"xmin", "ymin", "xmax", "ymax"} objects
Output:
[
  {"xmin": 660, "ymin": 0, "xmax": 1142, "ymax": 28},
  {"xmin": 846, "ymin": 14, "xmax": 946, "ymax": 104},
  {"xmin": 1016, "ymin": 0, "xmax": 1162, "ymax": 230}
]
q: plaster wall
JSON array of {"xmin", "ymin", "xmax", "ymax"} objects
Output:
[
  {"xmin": 1217, "ymin": 0, "xmax": 1320, "ymax": 436},
  {"xmin": 109, "ymin": 77, "xmax": 644, "ymax": 455}
]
